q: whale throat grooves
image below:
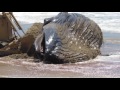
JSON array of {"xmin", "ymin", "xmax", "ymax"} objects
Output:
[{"xmin": 34, "ymin": 12, "xmax": 103, "ymax": 64}]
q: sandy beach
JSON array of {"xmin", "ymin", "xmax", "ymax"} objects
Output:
[
  {"xmin": 0, "ymin": 12, "xmax": 120, "ymax": 78},
  {"xmin": 0, "ymin": 55, "xmax": 120, "ymax": 78},
  {"xmin": 0, "ymin": 37, "xmax": 120, "ymax": 78}
]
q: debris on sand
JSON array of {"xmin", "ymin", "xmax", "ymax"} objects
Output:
[
  {"xmin": 0, "ymin": 23, "xmax": 43, "ymax": 59},
  {"xmin": 25, "ymin": 23, "xmax": 43, "ymax": 38}
]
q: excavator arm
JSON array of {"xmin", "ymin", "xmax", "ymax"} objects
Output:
[
  {"xmin": 0, "ymin": 12, "xmax": 37, "ymax": 57},
  {"xmin": 2, "ymin": 12, "xmax": 25, "ymax": 38}
]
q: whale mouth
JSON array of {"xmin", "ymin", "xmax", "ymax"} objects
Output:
[{"xmin": 34, "ymin": 25, "xmax": 62, "ymax": 63}]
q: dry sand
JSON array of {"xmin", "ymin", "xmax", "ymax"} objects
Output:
[{"xmin": 0, "ymin": 23, "xmax": 43, "ymax": 59}]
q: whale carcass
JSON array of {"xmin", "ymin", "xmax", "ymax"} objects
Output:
[{"xmin": 34, "ymin": 12, "xmax": 103, "ymax": 63}]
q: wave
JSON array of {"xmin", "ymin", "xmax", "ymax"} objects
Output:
[
  {"xmin": 95, "ymin": 54, "xmax": 120, "ymax": 63},
  {"xmin": 13, "ymin": 12, "xmax": 120, "ymax": 34}
]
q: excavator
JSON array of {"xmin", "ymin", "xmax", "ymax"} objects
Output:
[
  {"xmin": 0, "ymin": 12, "xmax": 35, "ymax": 56},
  {"xmin": 0, "ymin": 12, "xmax": 25, "ymax": 46}
]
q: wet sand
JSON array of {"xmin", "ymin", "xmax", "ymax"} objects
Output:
[{"xmin": 0, "ymin": 56, "xmax": 120, "ymax": 78}]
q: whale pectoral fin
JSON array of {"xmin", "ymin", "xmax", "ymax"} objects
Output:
[
  {"xmin": 34, "ymin": 32, "xmax": 46, "ymax": 61},
  {"xmin": 34, "ymin": 32, "xmax": 44, "ymax": 52}
]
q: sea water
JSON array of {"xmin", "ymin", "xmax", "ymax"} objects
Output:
[{"xmin": 0, "ymin": 12, "xmax": 120, "ymax": 78}]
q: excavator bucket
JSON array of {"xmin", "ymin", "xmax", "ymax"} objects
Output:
[
  {"xmin": 0, "ymin": 12, "xmax": 36, "ymax": 56},
  {"xmin": 0, "ymin": 13, "xmax": 13, "ymax": 42},
  {"xmin": 0, "ymin": 35, "xmax": 35, "ymax": 57}
]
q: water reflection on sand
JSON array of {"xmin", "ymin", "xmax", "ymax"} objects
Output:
[{"xmin": 0, "ymin": 54, "xmax": 120, "ymax": 78}]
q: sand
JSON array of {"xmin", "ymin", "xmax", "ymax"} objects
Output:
[{"xmin": 0, "ymin": 23, "xmax": 43, "ymax": 59}]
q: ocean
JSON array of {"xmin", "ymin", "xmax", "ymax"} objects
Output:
[{"xmin": 0, "ymin": 12, "xmax": 120, "ymax": 78}]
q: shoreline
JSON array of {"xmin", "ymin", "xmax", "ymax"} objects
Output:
[{"xmin": 0, "ymin": 57, "xmax": 120, "ymax": 78}]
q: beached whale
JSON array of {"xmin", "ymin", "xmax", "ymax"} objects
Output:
[{"xmin": 34, "ymin": 12, "xmax": 103, "ymax": 63}]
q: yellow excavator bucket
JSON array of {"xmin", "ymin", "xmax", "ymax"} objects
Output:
[
  {"xmin": 0, "ymin": 12, "xmax": 25, "ymax": 42},
  {"xmin": 0, "ymin": 12, "xmax": 37, "ymax": 56},
  {"xmin": 0, "ymin": 13, "xmax": 13, "ymax": 41}
]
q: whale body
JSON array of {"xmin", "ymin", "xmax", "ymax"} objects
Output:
[{"xmin": 34, "ymin": 12, "xmax": 103, "ymax": 63}]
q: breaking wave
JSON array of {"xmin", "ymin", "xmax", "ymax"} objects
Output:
[{"xmin": 14, "ymin": 12, "xmax": 120, "ymax": 33}]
